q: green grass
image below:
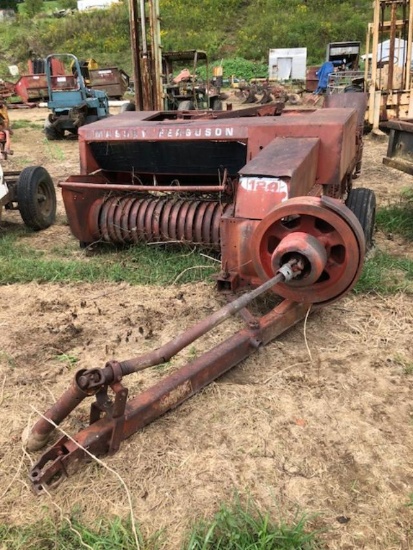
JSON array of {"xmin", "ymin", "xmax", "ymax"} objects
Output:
[
  {"xmin": 376, "ymin": 199, "xmax": 413, "ymax": 240},
  {"xmin": 0, "ymin": 516, "xmax": 161, "ymax": 550},
  {"xmin": 43, "ymin": 138, "xmax": 66, "ymax": 161},
  {"xmin": 0, "ymin": 231, "xmax": 218, "ymax": 286},
  {"xmin": 355, "ymin": 249, "xmax": 413, "ymax": 294},
  {"xmin": 354, "ymin": 199, "xmax": 413, "ymax": 295},
  {"xmin": 185, "ymin": 500, "xmax": 320, "ymax": 549},
  {"xmin": 12, "ymin": 120, "xmax": 44, "ymax": 130},
  {"xmin": 393, "ymin": 353, "xmax": 413, "ymax": 375},
  {"xmin": 0, "ymin": 500, "xmax": 321, "ymax": 550}
]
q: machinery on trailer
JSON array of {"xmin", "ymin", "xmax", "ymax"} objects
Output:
[
  {"xmin": 24, "ymin": 92, "xmax": 377, "ymax": 492},
  {"xmin": 162, "ymin": 50, "xmax": 223, "ymax": 111},
  {"xmin": 123, "ymin": 50, "xmax": 223, "ymax": 112},
  {"xmin": 44, "ymin": 53, "xmax": 110, "ymax": 140}
]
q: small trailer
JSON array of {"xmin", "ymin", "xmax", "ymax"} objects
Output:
[{"xmin": 0, "ymin": 164, "xmax": 56, "ymax": 230}]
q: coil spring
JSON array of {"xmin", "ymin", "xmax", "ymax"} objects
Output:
[{"xmin": 92, "ymin": 195, "xmax": 230, "ymax": 247}]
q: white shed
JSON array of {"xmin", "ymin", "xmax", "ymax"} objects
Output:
[
  {"xmin": 268, "ymin": 48, "xmax": 307, "ymax": 81},
  {"xmin": 77, "ymin": 0, "xmax": 119, "ymax": 11}
]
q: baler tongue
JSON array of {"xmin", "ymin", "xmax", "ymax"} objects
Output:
[{"xmin": 27, "ymin": 193, "xmax": 365, "ymax": 494}]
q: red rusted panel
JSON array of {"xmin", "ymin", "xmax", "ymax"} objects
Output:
[
  {"xmin": 14, "ymin": 75, "xmax": 49, "ymax": 103},
  {"xmin": 306, "ymin": 66, "xmax": 321, "ymax": 93},
  {"xmin": 88, "ymin": 68, "xmax": 129, "ymax": 99},
  {"xmin": 78, "ymin": 108, "xmax": 357, "ymax": 188},
  {"xmin": 219, "ymin": 214, "xmax": 261, "ymax": 290},
  {"xmin": 235, "ymin": 137, "xmax": 320, "ymax": 219}
]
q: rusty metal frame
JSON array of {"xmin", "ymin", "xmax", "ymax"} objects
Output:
[{"xmin": 29, "ymin": 277, "xmax": 310, "ymax": 494}]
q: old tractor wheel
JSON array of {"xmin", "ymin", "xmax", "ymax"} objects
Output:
[
  {"xmin": 44, "ymin": 116, "xmax": 65, "ymax": 141},
  {"xmin": 345, "ymin": 187, "xmax": 376, "ymax": 251},
  {"xmin": 17, "ymin": 166, "xmax": 56, "ymax": 231},
  {"xmin": 120, "ymin": 101, "xmax": 136, "ymax": 112},
  {"xmin": 250, "ymin": 196, "xmax": 365, "ymax": 306}
]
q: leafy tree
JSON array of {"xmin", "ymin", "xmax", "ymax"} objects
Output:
[
  {"xmin": 24, "ymin": 0, "xmax": 44, "ymax": 17},
  {"xmin": 0, "ymin": 0, "xmax": 377, "ymax": 78},
  {"xmin": 2, "ymin": 0, "xmax": 19, "ymax": 10},
  {"xmin": 59, "ymin": 0, "xmax": 77, "ymax": 9}
]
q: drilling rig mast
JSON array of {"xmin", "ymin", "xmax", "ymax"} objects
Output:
[{"xmin": 128, "ymin": 0, "xmax": 163, "ymax": 111}]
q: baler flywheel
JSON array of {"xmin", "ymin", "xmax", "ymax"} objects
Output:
[{"xmin": 251, "ymin": 196, "xmax": 365, "ymax": 305}]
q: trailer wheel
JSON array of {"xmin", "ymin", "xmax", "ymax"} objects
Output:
[
  {"xmin": 345, "ymin": 187, "xmax": 376, "ymax": 251},
  {"xmin": 120, "ymin": 101, "xmax": 136, "ymax": 112},
  {"xmin": 17, "ymin": 166, "xmax": 56, "ymax": 231},
  {"xmin": 177, "ymin": 100, "xmax": 194, "ymax": 111},
  {"xmin": 44, "ymin": 116, "xmax": 65, "ymax": 141},
  {"xmin": 344, "ymin": 85, "xmax": 363, "ymax": 93}
]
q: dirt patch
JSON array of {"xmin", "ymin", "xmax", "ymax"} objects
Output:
[{"xmin": 0, "ymin": 106, "xmax": 412, "ymax": 548}]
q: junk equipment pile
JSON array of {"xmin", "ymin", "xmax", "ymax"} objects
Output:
[{"xmin": 26, "ymin": 95, "xmax": 376, "ymax": 493}]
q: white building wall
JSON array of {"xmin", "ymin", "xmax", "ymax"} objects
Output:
[
  {"xmin": 77, "ymin": 0, "xmax": 118, "ymax": 11},
  {"xmin": 269, "ymin": 48, "xmax": 307, "ymax": 81}
]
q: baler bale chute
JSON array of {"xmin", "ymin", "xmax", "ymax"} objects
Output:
[{"xmin": 26, "ymin": 97, "xmax": 376, "ymax": 493}]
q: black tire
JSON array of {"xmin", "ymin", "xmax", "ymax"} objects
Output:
[
  {"xmin": 120, "ymin": 101, "xmax": 136, "ymax": 112},
  {"xmin": 44, "ymin": 116, "xmax": 65, "ymax": 140},
  {"xmin": 17, "ymin": 166, "xmax": 56, "ymax": 231},
  {"xmin": 344, "ymin": 85, "xmax": 363, "ymax": 93},
  {"xmin": 345, "ymin": 187, "xmax": 376, "ymax": 251},
  {"xmin": 177, "ymin": 100, "xmax": 194, "ymax": 111}
]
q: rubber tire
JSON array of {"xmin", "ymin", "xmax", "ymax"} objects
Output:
[
  {"xmin": 344, "ymin": 85, "xmax": 363, "ymax": 93},
  {"xmin": 17, "ymin": 166, "xmax": 57, "ymax": 231},
  {"xmin": 120, "ymin": 101, "xmax": 136, "ymax": 112},
  {"xmin": 44, "ymin": 120, "xmax": 65, "ymax": 141},
  {"xmin": 345, "ymin": 187, "xmax": 376, "ymax": 251},
  {"xmin": 177, "ymin": 100, "xmax": 194, "ymax": 111}
]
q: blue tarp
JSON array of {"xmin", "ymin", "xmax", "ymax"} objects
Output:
[{"xmin": 314, "ymin": 61, "xmax": 334, "ymax": 93}]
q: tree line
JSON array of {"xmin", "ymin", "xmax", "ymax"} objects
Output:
[{"xmin": 0, "ymin": 0, "xmax": 375, "ymax": 77}]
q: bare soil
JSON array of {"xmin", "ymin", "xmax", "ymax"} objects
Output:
[{"xmin": 0, "ymin": 106, "xmax": 413, "ymax": 549}]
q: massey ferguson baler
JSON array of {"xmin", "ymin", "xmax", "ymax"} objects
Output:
[{"xmin": 26, "ymin": 98, "xmax": 376, "ymax": 493}]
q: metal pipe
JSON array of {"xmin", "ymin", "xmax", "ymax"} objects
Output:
[
  {"xmin": 148, "ymin": 0, "xmax": 163, "ymax": 110},
  {"xmin": 139, "ymin": 0, "xmax": 148, "ymax": 57},
  {"xmin": 405, "ymin": 0, "xmax": 413, "ymax": 89},
  {"xmin": 26, "ymin": 267, "xmax": 297, "ymax": 452},
  {"xmin": 59, "ymin": 182, "xmax": 229, "ymax": 193},
  {"xmin": 120, "ymin": 269, "xmax": 290, "ymax": 375},
  {"xmin": 29, "ymin": 298, "xmax": 310, "ymax": 493},
  {"xmin": 26, "ymin": 372, "xmax": 93, "ymax": 451},
  {"xmin": 388, "ymin": 2, "xmax": 397, "ymax": 91},
  {"xmin": 129, "ymin": 0, "xmax": 143, "ymax": 111}
]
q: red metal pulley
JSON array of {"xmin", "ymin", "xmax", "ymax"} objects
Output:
[{"xmin": 250, "ymin": 196, "xmax": 366, "ymax": 305}]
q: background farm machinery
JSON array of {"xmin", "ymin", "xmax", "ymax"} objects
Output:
[
  {"xmin": 43, "ymin": 53, "xmax": 110, "ymax": 140},
  {"xmin": 0, "ymin": 56, "xmax": 130, "ymax": 108},
  {"xmin": 0, "ymin": 102, "xmax": 56, "ymax": 230},
  {"xmin": 0, "ymin": 164, "xmax": 56, "ymax": 231},
  {"xmin": 25, "ymin": 93, "xmax": 377, "ymax": 492}
]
